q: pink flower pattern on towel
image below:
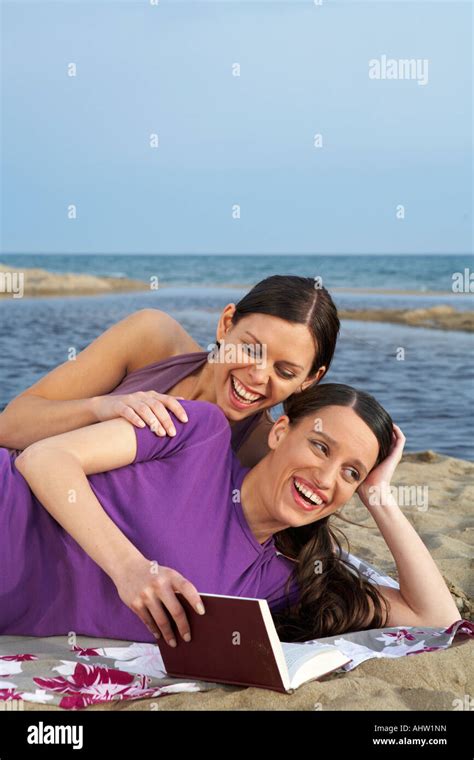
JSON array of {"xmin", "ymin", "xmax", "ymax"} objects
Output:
[{"xmin": 33, "ymin": 663, "xmax": 164, "ymax": 710}]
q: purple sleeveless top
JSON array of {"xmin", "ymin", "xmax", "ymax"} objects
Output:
[{"xmin": 109, "ymin": 350, "xmax": 264, "ymax": 452}]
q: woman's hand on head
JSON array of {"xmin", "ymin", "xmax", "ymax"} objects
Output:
[
  {"xmin": 356, "ymin": 424, "xmax": 406, "ymax": 509},
  {"xmin": 90, "ymin": 391, "xmax": 188, "ymax": 437},
  {"xmin": 112, "ymin": 555, "xmax": 205, "ymax": 646}
]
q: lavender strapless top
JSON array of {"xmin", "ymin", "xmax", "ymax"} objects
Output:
[{"xmin": 109, "ymin": 350, "xmax": 264, "ymax": 452}]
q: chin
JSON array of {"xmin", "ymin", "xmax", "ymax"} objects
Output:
[
  {"xmin": 286, "ymin": 495, "xmax": 332, "ymax": 526},
  {"xmin": 278, "ymin": 503, "xmax": 306, "ymax": 528},
  {"xmin": 218, "ymin": 398, "xmax": 245, "ymax": 421}
]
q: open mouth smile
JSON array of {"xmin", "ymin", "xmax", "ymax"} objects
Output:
[
  {"xmin": 291, "ymin": 476, "xmax": 328, "ymax": 512},
  {"xmin": 229, "ymin": 374, "xmax": 266, "ymax": 408}
]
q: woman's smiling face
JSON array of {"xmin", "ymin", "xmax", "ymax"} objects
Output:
[
  {"xmin": 264, "ymin": 405, "xmax": 380, "ymax": 527},
  {"xmin": 212, "ymin": 307, "xmax": 326, "ymax": 420}
]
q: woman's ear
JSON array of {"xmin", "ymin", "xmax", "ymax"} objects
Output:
[
  {"xmin": 299, "ymin": 365, "xmax": 327, "ymax": 392},
  {"xmin": 267, "ymin": 415, "xmax": 290, "ymax": 450},
  {"xmin": 216, "ymin": 303, "xmax": 236, "ymax": 343}
]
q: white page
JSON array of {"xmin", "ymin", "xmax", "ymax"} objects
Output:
[{"xmin": 281, "ymin": 641, "xmax": 341, "ymax": 680}]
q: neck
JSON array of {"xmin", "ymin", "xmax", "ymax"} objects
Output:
[
  {"xmin": 240, "ymin": 459, "xmax": 288, "ymax": 544},
  {"xmin": 187, "ymin": 354, "xmax": 217, "ymax": 404},
  {"xmin": 187, "ymin": 359, "xmax": 237, "ymax": 427}
]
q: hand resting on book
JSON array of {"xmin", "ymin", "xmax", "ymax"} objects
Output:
[{"xmin": 111, "ymin": 555, "xmax": 206, "ymax": 646}]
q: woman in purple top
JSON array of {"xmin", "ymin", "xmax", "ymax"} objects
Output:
[
  {"xmin": 2, "ymin": 385, "xmax": 459, "ymax": 646},
  {"xmin": 0, "ymin": 276, "xmax": 340, "ymax": 468}
]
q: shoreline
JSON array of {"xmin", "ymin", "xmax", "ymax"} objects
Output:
[
  {"xmin": 0, "ymin": 263, "xmax": 149, "ymax": 298},
  {"xmin": 339, "ymin": 305, "xmax": 474, "ymax": 332},
  {"xmin": 0, "ymin": 263, "xmax": 472, "ymax": 332}
]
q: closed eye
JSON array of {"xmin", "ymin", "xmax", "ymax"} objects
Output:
[
  {"xmin": 309, "ymin": 439, "xmax": 328, "ymax": 455},
  {"xmin": 242, "ymin": 342, "xmax": 296, "ymax": 379},
  {"xmin": 242, "ymin": 343, "xmax": 258, "ymax": 357},
  {"xmin": 277, "ymin": 366, "xmax": 296, "ymax": 379}
]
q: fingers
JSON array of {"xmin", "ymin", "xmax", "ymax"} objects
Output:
[
  {"xmin": 143, "ymin": 392, "xmax": 189, "ymax": 426},
  {"xmin": 120, "ymin": 396, "xmax": 169, "ymax": 436},
  {"xmin": 134, "ymin": 576, "xmax": 206, "ymax": 647},
  {"xmin": 393, "ymin": 423, "xmax": 406, "ymax": 441},
  {"xmin": 148, "ymin": 593, "xmax": 190, "ymax": 646},
  {"xmin": 146, "ymin": 402, "xmax": 177, "ymax": 436},
  {"xmin": 138, "ymin": 608, "xmax": 162, "ymax": 641},
  {"xmin": 132, "ymin": 595, "xmax": 177, "ymax": 645},
  {"xmin": 148, "ymin": 596, "xmax": 182, "ymax": 646},
  {"xmin": 392, "ymin": 424, "xmax": 406, "ymax": 448},
  {"xmin": 152, "ymin": 576, "xmax": 205, "ymax": 645},
  {"xmin": 118, "ymin": 404, "xmax": 147, "ymax": 429},
  {"xmin": 157, "ymin": 396, "xmax": 189, "ymax": 424},
  {"xmin": 175, "ymin": 577, "xmax": 206, "ymax": 618},
  {"xmin": 146, "ymin": 393, "xmax": 188, "ymax": 428},
  {"xmin": 136, "ymin": 400, "xmax": 171, "ymax": 436},
  {"xmin": 121, "ymin": 392, "xmax": 189, "ymax": 437}
]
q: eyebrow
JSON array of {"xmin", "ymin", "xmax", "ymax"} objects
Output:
[
  {"xmin": 244, "ymin": 332, "xmax": 305, "ymax": 370},
  {"xmin": 310, "ymin": 431, "xmax": 369, "ymax": 477}
]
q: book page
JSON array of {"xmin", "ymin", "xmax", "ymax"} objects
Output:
[{"xmin": 281, "ymin": 641, "xmax": 341, "ymax": 680}]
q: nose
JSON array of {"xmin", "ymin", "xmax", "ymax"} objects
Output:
[
  {"xmin": 312, "ymin": 462, "xmax": 338, "ymax": 493},
  {"xmin": 246, "ymin": 364, "xmax": 270, "ymax": 387}
]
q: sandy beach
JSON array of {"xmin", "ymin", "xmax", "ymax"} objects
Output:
[{"xmin": 21, "ymin": 450, "xmax": 473, "ymax": 712}]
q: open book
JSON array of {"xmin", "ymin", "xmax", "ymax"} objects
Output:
[{"xmin": 156, "ymin": 592, "xmax": 351, "ymax": 693}]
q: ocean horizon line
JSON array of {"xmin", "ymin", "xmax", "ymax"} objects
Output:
[{"xmin": 1, "ymin": 252, "xmax": 472, "ymax": 257}]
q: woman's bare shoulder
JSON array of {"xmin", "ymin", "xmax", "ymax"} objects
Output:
[{"xmin": 126, "ymin": 308, "xmax": 202, "ymax": 371}]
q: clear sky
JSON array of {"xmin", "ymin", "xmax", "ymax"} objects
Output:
[{"xmin": 1, "ymin": 0, "xmax": 472, "ymax": 255}]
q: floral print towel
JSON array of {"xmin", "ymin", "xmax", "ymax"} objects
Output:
[{"xmin": 0, "ymin": 553, "xmax": 472, "ymax": 710}]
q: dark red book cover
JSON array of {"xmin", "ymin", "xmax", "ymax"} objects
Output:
[{"xmin": 156, "ymin": 593, "xmax": 289, "ymax": 693}]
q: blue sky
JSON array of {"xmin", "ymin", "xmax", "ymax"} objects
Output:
[{"xmin": 1, "ymin": 0, "xmax": 472, "ymax": 254}]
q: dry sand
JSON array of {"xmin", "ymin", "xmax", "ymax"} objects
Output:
[{"xmin": 24, "ymin": 451, "xmax": 473, "ymax": 711}]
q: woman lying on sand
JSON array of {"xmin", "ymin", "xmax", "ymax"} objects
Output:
[
  {"xmin": 1, "ymin": 384, "xmax": 459, "ymax": 647},
  {"xmin": 0, "ymin": 276, "xmax": 339, "ymax": 467}
]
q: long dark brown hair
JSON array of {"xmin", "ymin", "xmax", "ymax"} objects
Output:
[
  {"xmin": 231, "ymin": 275, "xmax": 340, "ymax": 380},
  {"xmin": 271, "ymin": 383, "xmax": 394, "ymax": 641}
]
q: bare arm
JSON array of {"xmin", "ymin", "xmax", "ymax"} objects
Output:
[
  {"xmin": 0, "ymin": 308, "xmax": 185, "ymax": 450},
  {"xmin": 14, "ymin": 417, "xmax": 205, "ymax": 643},
  {"xmin": 358, "ymin": 426, "xmax": 460, "ymax": 628},
  {"xmin": 368, "ymin": 497, "xmax": 460, "ymax": 628},
  {"xmin": 14, "ymin": 418, "xmax": 144, "ymax": 578}
]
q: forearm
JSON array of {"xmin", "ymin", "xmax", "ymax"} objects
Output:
[
  {"xmin": 15, "ymin": 448, "xmax": 143, "ymax": 581},
  {"xmin": 0, "ymin": 395, "xmax": 99, "ymax": 449},
  {"xmin": 368, "ymin": 495, "xmax": 459, "ymax": 624}
]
